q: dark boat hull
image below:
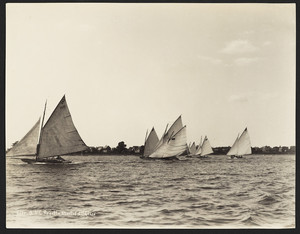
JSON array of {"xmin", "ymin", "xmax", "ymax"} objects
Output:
[
  {"xmin": 186, "ymin": 154, "xmax": 208, "ymax": 158},
  {"xmin": 230, "ymin": 155, "xmax": 243, "ymax": 159},
  {"xmin": 21, "ymin": 158, "xmax": 37, "ymax": 164},
  {"xmin": 147, "ymin": 156, "xmax": 179, "ymax": 160},
  {"xmin": 198, "ymin": 155, "xmax": 209, "ymax": 158},
  {"xmin": 21, "ymin": 158, "xmax": 71, "ymax": 164}
]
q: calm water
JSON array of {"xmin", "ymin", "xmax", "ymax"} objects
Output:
[{"xmin": 6, "ymin": 154, "xmax": 295, "ymax": 228}]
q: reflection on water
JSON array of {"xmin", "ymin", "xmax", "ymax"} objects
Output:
[{"xmin": 6, "ymin": 154, "xmax": 295, "ymax": 228}]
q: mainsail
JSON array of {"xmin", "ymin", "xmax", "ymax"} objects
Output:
[
  {"xmin": 195, "ymin": 136, "xmax": 203, "ymax": 155},
  {"xmin": 227, "ymin": 133, "xmax": 240, "ymax": 156},
  {"xmin": 237, "ymin": 128, "xmax": 252, "ymax": 156},
  {"xmin": 200, "ymin": 136, "xmax": 213, "ymax": 156},
  {"xmin": 189, "ymin": 142, "xmax": 196, "ymax": 155},
  {"xmin": 153, "ymin": 115, "xmax": 183, "ymax": 152},
  {"xmin": 143, "ymin": 127, "xmax": 159, "ymax": 157},
  {"xmin": 227, "ymin": 128, "xmax": 252, "ymax": 156},
  {"xmin": 6, "ymin": 118, "xmax": 41, "ymax": 156},
  {"xmin": 149, "ymin": 125, "xmax": 187, "ymax": 158},
  {"xmin": 38, "ymin": 95, "xmax": 88, "ymax": 159}
]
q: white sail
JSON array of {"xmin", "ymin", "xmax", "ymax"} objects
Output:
[
  {"xmin": 200, "ymin": 136, "xmax": 213, "ymax": 156},
  {"xmin": 189, "ymin": 142, "xmax": 196, "ymax": 155},
  {"xmin": 188, "ymin": 142, "xmax": 191, "ymax": 153},
  {"xmin": 227, "ymin": 133, "xmax": 240, "ymax": 156},
  {"xmin": 153, "ymin": 115, "xmax": 183, "ymax": 152},
  {"xmin": 6, "ymin": 118, "xmax": 41, "ymax": 156},
  {"xmin": 164, "ymin": 115, "xmax": 183, "ymax": 140},
  {"xmin": 237, "ymin": 128, "xmax": 252, "ymax": 156},
  {"xmin": 38, "ymin": 95, "xmax": 88, "ymax": 158},
  {"xmin": 143, "ymin": 127, "xmax": 159, "ymax": 157},
  {"xmin": 195, "ymin": 136, "xmax": 203, "ymax": 155},
  {"xmin": 149, "ymin": 126, "xmax": 187, "ymax": 158}
]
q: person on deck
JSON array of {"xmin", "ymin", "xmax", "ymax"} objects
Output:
[{"xmin": 56, "ymin": 155, "xmax": 65, "ymax": 161}]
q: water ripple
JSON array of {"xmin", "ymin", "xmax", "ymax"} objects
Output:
[{"xmin": 6, "ymin": 154, "xmax": 295, "ymax": 228}]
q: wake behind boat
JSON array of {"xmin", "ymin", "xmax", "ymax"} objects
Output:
[{"xmin": 6, "ymin": 95, "xmax": 88, "ymax": 164}]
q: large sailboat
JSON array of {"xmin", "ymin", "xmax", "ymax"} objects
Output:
[
  {"xmin": 6, "ymin": 95, "xmax": 88, "ymax": 164},
  {"xmin": 227, "ymin": 127, "xmax": 252, "ymax": 159},
  {"xmin": 196, "ymin": 136, "xmax": 213, "ymax": 158},
  {"xmin": 148, "ymin": 115, "xmax": 188, "ymax": 159},
  {"xmin": 141, "ymin": 127, "xmax": 159, "ymax": 158}
]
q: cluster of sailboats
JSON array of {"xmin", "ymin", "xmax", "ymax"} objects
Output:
[
  {"xmin": 141, "ymin": 115, "xmax": 187, "ymax": 159},
  {"xmin": 7, "ymin": 95, "xmax": 252, "ymax": 164},
  {"xmin": 187, "ymin": 135, "xmax": 214, "ymax": 158},
  {"xmin": 142, "ymin": 115, "xmax": 252, "ymax": 160}
]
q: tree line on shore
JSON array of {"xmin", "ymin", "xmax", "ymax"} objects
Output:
[
  {"xmin": 7, "ymin": 141, "xmax": 295, "ymax": 156},
  {"xmin": 80, "ymin": 142, "xmax": 296, "ymax": 156}
]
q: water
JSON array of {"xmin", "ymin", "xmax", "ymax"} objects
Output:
[{"xmin": 6, "ymin": 154, "xmax": 295, "ymax": 228}]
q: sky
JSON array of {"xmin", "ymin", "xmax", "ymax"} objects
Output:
[{"xmin": 6, "ymin": 3, "xmax": 295, "ymax": 149}]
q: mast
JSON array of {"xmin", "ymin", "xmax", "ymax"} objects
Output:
[
  {"xmin": 237, "ymin": 132, "xmax": 239, "ymax": 156},
  {"xmin": 36, "ymin": 100, "xmax": 47, "ymax": 160},
  {"xmin": 163, "ymin": 123, "xmax": 169, "ymax": 138},
  {"xmin": 200, "ymin": 136, "xmax": 203, "ymax": 148},
  {"xmin": 144, "ymin": 129, "xmax": 149, "ymax": 146},
  {"xmin": 196, "ymin": 136, "xmax": 203, "ymax": 155}
]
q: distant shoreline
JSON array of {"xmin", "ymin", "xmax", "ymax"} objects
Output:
[
  {"xmin": 6, "ymin": 153, "xmax": 295, "ymax": 158},
  {"xmin": 77, "ymin": 145, "xmax": 295, "ymax": 156},
  {"xmin": 6, "ymin": 144, "xmax": 295, "ymax": 157}
]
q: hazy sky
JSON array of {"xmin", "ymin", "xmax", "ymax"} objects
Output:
[{"xmin": 6, "ymin": 3, "xmax": 295, "ymax": 149}]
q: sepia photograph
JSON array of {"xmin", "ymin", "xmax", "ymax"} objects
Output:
[{"xmin": 5, "ymin": 2, "xmax": 295, "ymax": 228}]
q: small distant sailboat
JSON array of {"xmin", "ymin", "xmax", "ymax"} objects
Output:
[
  {"xmin": 196, "ymin": 136, "xmax": 213, "ymax": 158},
  {"xmin": 227, "ymin": 127, "xmax": 252, "ymax": 159},
  {"xmin": 148, "ymin": 115, "xmax": 187, "ymax": 159},
  {"xmin": 194, "ymin": 136, "xmax": 203, "ymax": 156},
  {"xmin": 6, "ymin": 95, "xmax": 89, "ymax": 164},
  {"xmin": 187, "ymin": 142, "xmax": 196, "ymax": 156},
  {"xmin": 141, "ymin": 127, "xmax": 159, "ymax": 158}
]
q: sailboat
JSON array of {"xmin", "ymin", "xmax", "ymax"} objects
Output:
[
  {"xmin": 196, "ymin": 136, "xmax": 213, "ymax": 158},
  {"xmin": 6, "ymin": 95, "xmax": 89, "ymax": 164},
  {"xmin": 141, "ymin": 127, "xmax": 159, "ymax": 158},
  {"xmin": 192, "ymin": 136, "xmax": 203, "ymax": 157},
  {"xmin": 187, "ymin": 142, "xmax": 196, "ymax": 157},
  {"xmin": 227, "ymin": 127, "xmax": 252, "ymax": 159},
  {"xmin": 148, "ymin": 115, "xmax": 187, "ymax": 159}
]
